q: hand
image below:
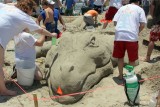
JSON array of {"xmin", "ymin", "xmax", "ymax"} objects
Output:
[
  {"xmin": 52, "ymin": 33, "xmax": 57, "ymax": 37},
  {"xmin": 63, "ymin": 25, "xmax": 66, "ymax": 31}
]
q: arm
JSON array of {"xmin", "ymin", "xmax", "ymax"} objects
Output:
[
  {"xmin": 34, "ymin": 28, "xmax": 57, "ymax": 37},
  {"xmin": 36, "ymin": 15, "xmax": 42, "ymax": 25},
  {"xmin": 57, "ymin": 0, "xmax": 62, "ymax": 8},
  {"xmin": 36, "ymin": 15, "xmax": 46, "ymax": 28},
  {"xmin": 139, "ymin": 22, "xmax": 145, "ymax": 33},
  {"xmin": 43, "ymin": 9, "xmax": 50, "ymax": 25},
  {"xmin": 6, "ymin": 2, "xmax": 17, "ymax": 5},
  {"xmin": 103, "ymin": 0, "xmax": 108, "ymax": 6},
  {"xmin": 34, "ymin": 35, "xmax": 45, "ymax": 46},
  {"xmin": 58, "ymin": 13, "xmax": 66, "ymax": 31}
]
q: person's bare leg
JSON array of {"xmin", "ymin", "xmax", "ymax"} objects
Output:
[
  {"xmin": 102, "ymin": 22, "xmax": 108, "ymax": 29},
  {"xmin": 145, "ymin": 41, "xmax": 154, "ymax": 62},
  {"xmin": 34, "ymin": 66, "xmax": 43, "ymax": 80},
  {"xmin": 118, "ymin": 58, "xmax": 124, "ymax": 79},
  {"xmin": 129, "ymin": 61, "xmax": 135, "ymax": 67},
  {"xmin": 0, "ymin": 46, "xmax": 16, "ymax": 96}
]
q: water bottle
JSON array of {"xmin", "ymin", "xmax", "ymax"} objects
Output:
[
  {"xmin": 124, "ymin": 65, "xmax": 140, "ymax": 105},
  {"xmin": 52, "ymin": 37, "xmax": 56, "ymax": 45}
]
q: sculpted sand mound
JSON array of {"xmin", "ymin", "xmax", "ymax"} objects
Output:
[
  {"xmin": 1, "ymin": 16, "xmax": 160, "ymax": 107},
  {"xmin": 45, "ymin": 31, "xmax": 115, "ymax": 104}
]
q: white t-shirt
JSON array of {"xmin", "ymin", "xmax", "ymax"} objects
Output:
[
  {"xmin": 0, "ymin": 3, "xmax": 40, "ymax": 49},
  {"xmin": 14, "ymin": 32, "xmax": 37, "ymax": 62},
  {"xmin": 113, "ymin": 4, "xmax": 147, "ymax": 41},
  {"xmin": 109, "ymin": 0, "xmax": 122, "ymax": 9}
]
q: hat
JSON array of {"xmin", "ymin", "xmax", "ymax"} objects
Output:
[{"xmin": 47, "ymin": 0, "xmax": 55, "ymax": 5}]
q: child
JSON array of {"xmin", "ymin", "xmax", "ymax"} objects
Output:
[{"xmin": 11, "ymin": 28, "xmax": 45, "ymax": 81}]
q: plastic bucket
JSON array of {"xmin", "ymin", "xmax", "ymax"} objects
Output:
[{"xmin": 16, "ymin": 59, "xmax": 36, "ymax": 86}]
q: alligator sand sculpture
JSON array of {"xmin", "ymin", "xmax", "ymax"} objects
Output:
[{"xmin": 45, "ymin": 31, "xmax": 115, "ymax": 104}]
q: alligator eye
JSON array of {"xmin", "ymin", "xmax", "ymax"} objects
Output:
[
  {"xmin": 89, "ymin": 36, "xmax": 98, "ymax": 47},
  {"xmin": 69, "ymin": 66, "xmax": 74, "ymax": 72},
  {"xmin": 90, "ymin": 36, "xmax": 95, "ymax": 45}
]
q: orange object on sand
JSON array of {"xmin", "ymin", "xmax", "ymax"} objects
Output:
[
  {"xmin": 100, "ymin": 19, "xmax": 112, "ymax": 23},
  {"xmin": 57, "ymin": 86, "xmax": 63, "ymax": 95}
]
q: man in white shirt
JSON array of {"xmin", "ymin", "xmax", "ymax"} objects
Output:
[{"xmin": 112, "ymin": 0, "xmax": 146, "ymax": 79}]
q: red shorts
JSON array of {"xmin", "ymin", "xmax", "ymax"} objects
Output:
[
  {"xmin": 105, "ymin": 7, "xmax": 118, "ymax": 20},
  {"xmin": 112, "ymin": 41, "xmax": 138, "ymax": 62}
]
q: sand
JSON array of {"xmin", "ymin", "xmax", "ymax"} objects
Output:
[{"xmin": 0, "ymin": 15, "xmax": 160, "ymax": 107}]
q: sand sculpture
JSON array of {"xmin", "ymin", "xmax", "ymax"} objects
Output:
[{"xmin": 45, "ymin": 31, "xmax": 116, "ymax": 104}]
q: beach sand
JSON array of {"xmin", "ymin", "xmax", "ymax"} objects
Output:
[{"xmin": 0, "ymin": 15, "xmax": 160, "ymax": 107}]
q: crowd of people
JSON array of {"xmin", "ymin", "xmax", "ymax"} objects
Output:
[{"xmin": 0, "ymin": 0, "xmax": 160, "ymax": 100}]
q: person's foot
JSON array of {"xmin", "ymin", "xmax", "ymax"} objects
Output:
[
  {"xmin": 0, "ymin": 89, "xmax": 16, "ymax": 96},
  {"xmin": 144, "ymin": 56, "xmax": 150, "ymax": 62},
  {"xmin": 118, "ymin": 75, "xmax": 123, "ymax": 80},
  {"xmin": 144, "ymin": 58, "xmax": 150, "ymax": 62}
]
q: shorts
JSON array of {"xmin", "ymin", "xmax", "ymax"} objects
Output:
[
  {"xmin": 46, "ymin": 22, "xmax": 55, "ymax": 33},
  {"xmin": 45, "ymin": 22, "xmax": 55, "ymax": 41},
  {"xmin": 83, "ymin": 15, "xmax": 94, "ymax": 26},
  {"xmin": 149, "ymin": 25, "xmax": 160, "ymax": 41},
  {"xmin": 112, "ymin": 41, "xmax": 138, "ymax": 62},
  {"xmin": 105, "ymin": 6, "xmax": 118, "ymax": 21}
]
